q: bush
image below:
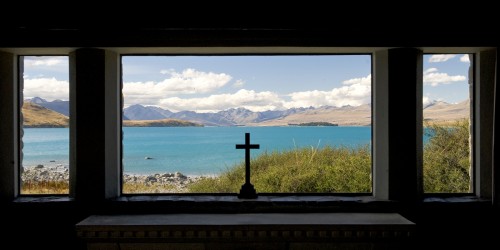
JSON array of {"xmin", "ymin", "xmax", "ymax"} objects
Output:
[{"xmin": 423, "ymin": 119, "xmax": 471, "ymax": 193}]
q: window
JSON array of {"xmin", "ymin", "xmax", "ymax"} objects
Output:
[
  {"xmin": 121, "ymin": 55, "xmax": 372, "ymax": 194},
  {"xmin": 20, "ymin": 56, "xmax": 70, "ymax": 194},
  {"xmin": 422, "ymin": 54, "xmax": 472, "ymax": 193}
]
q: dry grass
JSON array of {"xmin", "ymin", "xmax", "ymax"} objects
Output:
[
  {"xmin": 21, "ymin": 180, "xmax": 69, "ymax": 194},
  {"xmin": 122, "ymin": 182, "xmax": 180, "ymax": 193}
]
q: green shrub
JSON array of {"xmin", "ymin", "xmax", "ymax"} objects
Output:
[{"xmin": 423, "ymin": 119, "xmax": 471, "ymax": 193}]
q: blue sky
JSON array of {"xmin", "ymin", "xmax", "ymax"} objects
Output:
[{"xmin": 23, "ymin": 54, "xmax": 470, "ymax": 112}]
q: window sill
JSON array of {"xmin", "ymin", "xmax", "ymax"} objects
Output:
[
  {"xmin": 423, "ymin": 196, "xmax": 490, "ymax": 203},
  {"xmin": 115, "ymin": 195, "xmax": 379, "ymax": 203},
  {"xmin": 14, "ymin": 196, "xmax": 73, "ymax": 203}
]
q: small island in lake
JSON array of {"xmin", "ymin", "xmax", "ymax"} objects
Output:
[
  {"xmin": 289, "ymin": 122, "xmax": 339, "ymax": 127},
  {"xmin": 123, "ymin": 119, "xmax": 203, "ymax": 127}
]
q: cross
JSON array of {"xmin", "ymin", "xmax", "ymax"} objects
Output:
[{"xmin": 236, "ymin": 133, "xmax": 259, "ymax": 199}]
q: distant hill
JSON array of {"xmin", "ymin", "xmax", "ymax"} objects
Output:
[
  {"xmin": 22, "ymin": 102, "xmax": 69, "ymax": 128},
  {"xmin": 123, "ymin": 119, "xmax": 203, "ymax": 127},
  {"xmin": 423, "ymin": 100, "xmax": 470, "ymax": 122},
  {"xmin": 123, "ymin": 105, "xmax": 315, "ymax": 126},
  {"xmin": 25, "ymin": 97, "xmax": 471, "ymax": 127},
  {"xmin": 26, "ymin": 97, "xmax": 69, "ymax": 116},
  {"xmin": 123, "ymin": 104, "xmax": 171, "ymax": 120}
]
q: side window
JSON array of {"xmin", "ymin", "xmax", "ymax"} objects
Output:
[
  {"xmin": 20, "ymin": 56, "xmax": 70, "ymax": 194},
  {"xmin": 423, "ymin": 54, "xmax": 472, "ymax": 193}
]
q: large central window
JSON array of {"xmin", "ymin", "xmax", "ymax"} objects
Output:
[{"xmin": 121, "ymin": 55, "xmax": 372, "ymax": 194}]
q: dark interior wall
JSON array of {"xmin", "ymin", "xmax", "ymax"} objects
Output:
[{"xmin": 1, "ymin": 27, "xmax": 499, "ymax": 249}]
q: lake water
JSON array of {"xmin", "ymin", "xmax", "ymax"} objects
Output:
[{"xmin": 22, "ymin": 127, "xmax": 371, "ymax": 175}]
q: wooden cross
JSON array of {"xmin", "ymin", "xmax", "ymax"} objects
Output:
[{"xmin": 236, "ymin": 133, "xmax": 259, "ymax": 199}]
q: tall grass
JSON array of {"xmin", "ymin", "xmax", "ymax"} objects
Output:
[{"xmin": 188, "ymin": 145, "xmax": 372, "ymax": 193}]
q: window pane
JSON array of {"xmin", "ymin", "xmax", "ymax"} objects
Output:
[
  {"xmin": 20, "ymin": 56, "xmax": 69, "ymax": 194},
  {"xmin": 122, "ymin": 55, "xmax": 372, "ymax": 194},
  {"xmin": 423, "ymin": 54, "xmax": 472, "ymax": 193}
]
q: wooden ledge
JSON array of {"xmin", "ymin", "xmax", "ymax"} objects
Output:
[{"xmin": 77, "ymin": 213, "xmax": 414, "ymax": 242}]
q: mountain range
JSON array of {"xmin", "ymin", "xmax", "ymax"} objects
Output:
[{"xmin": 23, "ymin": 97, "xmax": 470, "ymax": 127}]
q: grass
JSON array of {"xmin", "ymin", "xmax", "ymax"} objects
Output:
[
  {"xmin": 21, "ymin": 180, "xmax": 69, "ymax": 194},
  {"xmin": 188, "ymin": 145, "xmax": 372, "ymax": 193},
  {"xmin": 123, "ymin": 182, "xmax": 179, "ymax": 193}
]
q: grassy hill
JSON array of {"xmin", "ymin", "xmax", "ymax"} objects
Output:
[
  {"xmin": 123, "ymin": 119, "xmax": 203, "ymax": 127},
  {"xmin": 22, "ymin": 102, "xmax": 69, "ymax": 128}
]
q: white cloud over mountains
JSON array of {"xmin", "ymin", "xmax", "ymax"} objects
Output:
[
  {"xmin": 23, "ymin": 77, "xmax": 69, "ymax": 101},
  {"xmin": 124, "ymin": 71, "xmax": 373, "ymax": 112},
  {"xmin": 424, "ymin": 68, "xmax": 466, "ymax": 86}
]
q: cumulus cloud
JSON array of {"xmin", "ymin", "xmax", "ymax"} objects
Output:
[
  {"xmin": 23, "ymin": 77, "xmax": 69, "ymax": 101},
  {"xmin": 424, "ymin": 68, "xmax": 466, "ymax": 86},
  {"xmin": 429, "ymin": 54, "xmax": 456, "ymax": 63},
  {"xmin": 125, "ymin": 73, "xmax": 373, "ymax": 112},
  {"xmin": 284, "ymin": 74, "xmax": 372, "ymax": 108},
  {"xmin": 24, "ymin": 57, "xmax": 67, "ymax": 67},
  {"xmin": 158, "ymin": 89, "xmax": 284, "ymax": 112},
  {"xmin": 460, "ymin": 55, "xmax": 470, "ymax": 63},
  {"xmin": 124, "ymin": 68, "xmax": 232, "ymax": 105}
]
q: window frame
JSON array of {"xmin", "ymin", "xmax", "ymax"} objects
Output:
[
  {"xmin": 17, "ymin": 54, "xmax": 70, "ymax": 197},
  {"xmin": 0, "ymin": 46, "xmax": 493, "ymax": 204},
  {"xmin": 119, "ymin": 53, "xmax": 375, "ymax": 196},
  {"xmin": 421, "ymin": 53, "xmax": 475, "ymax": 195}
]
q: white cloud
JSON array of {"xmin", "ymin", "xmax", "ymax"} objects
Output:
[
  {"xmin": 158, "ymin": 89, "xmax": 284, "ymax": 112},
  {"xmin": 23, "ymin": 77, "xmax": 69, "ymax": 101},
  {"xmin": 124, "ymin": 68, "xmax": 232, "ymax": 105},
  {"xmin": 284, "ymin": 74, "xmax": 372, "ymax": 108},
  {"xmin": 424, "ymin": 68, "xmax": 466, "ymax": 86},
  {"xmin": 160, "ymin": 69, "xmax": 175, "ymax": 74},
  {"xmin": 342, "ymin": 74, "xmax": 372, "ymax": 86},
  {"xmin": 422, "ymin": 96, "xmax": 433, "ymax": 108},
  {"xmin": 125, "ymin": 73, "xmax": 373, "ymax": 112},
  {"xmin": 460, "ymin": 55, "xmax": 470, "ymax": 63},
  {"xmin": 24, "ymin": 56, "xmax": 67, "ymax": 67},
  {"xmin": 429, "ymin": 54, "xmax": 456, "ymax": 63},
  {"xmin": 232, "ymin": 79, "xmax": 245, "ymax": 88}
]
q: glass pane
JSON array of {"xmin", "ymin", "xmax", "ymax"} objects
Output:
[
  {"xmin": 122, "ymin": 55, "xmax": 372, "ymax": 194},
  {"xmin": 21, "ymin": 56, "xmax": 69, "ymax": 194},
  {"xmin": 423, "ymin": 54, "xmax": 472, "ymax": 193}
]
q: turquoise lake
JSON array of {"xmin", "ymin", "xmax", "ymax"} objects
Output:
[{"xmin": 22, "ymin": 127, "xmax": 372, "ymax": 175}]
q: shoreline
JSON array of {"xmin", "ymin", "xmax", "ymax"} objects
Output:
[{"xmin": 21, "ymin": 165, "xmax": 209, "ymax": 193}]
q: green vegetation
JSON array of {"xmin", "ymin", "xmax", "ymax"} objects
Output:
[
  {"xmin": 299, "ymin": 122, "xmax": 338, "ymax": 126},
  {"xmin": 188, "ymin": 145, "xmax": 372, "ymax": 193},
  {"xmin": 423, "ymin": 119, "xmax": 470, "ymax": 193},
  {"xmin": 190, "ymin": 119, "xmax": 471, "ymax": 194},
  {"xmin": 289, "ymin": 122, "xmax": 338, "ymax": 126},
  {"xmin": 123, "ymin": 119, "xmax": 203, "ymax": 127}
]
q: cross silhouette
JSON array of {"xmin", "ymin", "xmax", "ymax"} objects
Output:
[{"xmin": 236, "ymin": 133, "xmax": 259, "ymax": 199}]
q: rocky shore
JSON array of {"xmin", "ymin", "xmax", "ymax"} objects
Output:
[{"xmin": 21, "ymin": 165, "xmax": 200, "ymax": 192}]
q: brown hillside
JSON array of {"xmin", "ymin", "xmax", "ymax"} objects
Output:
[{"xmin": 22, "ymin": 102, "xmax": 69, "ymax": 128}]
